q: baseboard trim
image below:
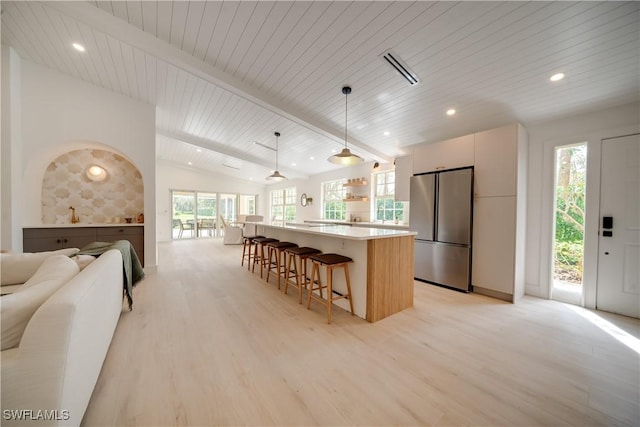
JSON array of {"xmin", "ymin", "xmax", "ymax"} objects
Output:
[{"xmin": 473, "ymin": 286, "xmax": 513, "ymax": 302}]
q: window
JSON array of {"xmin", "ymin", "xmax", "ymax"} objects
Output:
[
  {"xmin": 239, "ymin": 194, "xmax": 256, "ymax": 214},
  {"xmin": 373, "ymin": 170, "xmax": 407, "ymax": 222},
  {"xmin": 171, "ymin": 190, "xmax": 257, "ymax": 239},
  {"xmin": 322, "ymin": 179, "xmax": 347, "ymax": 220},
  {"xmin": 270, "ymin": 187, "xmax": 296, "ymax": 225}
]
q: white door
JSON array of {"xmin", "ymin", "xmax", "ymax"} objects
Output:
[{"xmin": 596, "ymin": 134, "xmax": 640, "ymax": 318}]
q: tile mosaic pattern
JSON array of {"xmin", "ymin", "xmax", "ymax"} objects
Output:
[{"xmin": 42, "ymin": 149, "xmax": 143, "ymax": 224}]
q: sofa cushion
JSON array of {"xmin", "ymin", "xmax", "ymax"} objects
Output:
[
  {"xmin": 1, "ymin": 248, "xmax": 79, "ymax": 286},
  {"xmin": 1, "ymin": 255, "xmax": 80, "ymax": 350},
  {"xmin": 70, "ymin": 254, "xmax": 97, "ymax": 271}
]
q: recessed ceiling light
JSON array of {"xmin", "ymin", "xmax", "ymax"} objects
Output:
[
  {"xmin": 187, "ymin": 161, "xmax": 192, "ymax": 165},
  {"xmin": 331, "ymin": 149, "xmax": 336, "ymax": 153},
  {"xmin": 309, "ymin": 156, "xmax": 315, "ymax": 160},
  {"xmin": 446, "ymin": 108, "xmax": 456, "ymax": 116},
  {"xmin": 550, "ymin": 73, "xmax": 565, "ymax": 82},
  {"xmin": 72, "ymin": 43, "xmax": 85, "ymax": 52},
  {"xmin": 292, "ymin": 162, "xmax": 296, "ymax": 166},
  {"xmin": 384, "ymin": 131, "xmax": 390, "ymax": 136},
  {"xmin": 196, "ymin": 148, "xmax": 202, "ymax": 153}
]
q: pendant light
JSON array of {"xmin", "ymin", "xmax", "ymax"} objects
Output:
[
  {"xmin": 266, "ymin": 131, "xmax": 287, "ymax": 181},
  {"xmin": 328, "ymin": 86, "xmax": 364, "ymax": 165}
]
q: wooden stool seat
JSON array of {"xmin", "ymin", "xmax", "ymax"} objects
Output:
[
  {"xmin": 242, "ymin": 235, "xmax": 265, "ymax": 268},
  {"xmin": 266, "ymin": 241, "xmax": 298, "ymax": 288},
  {"xmin": 252, "ymin": 238, "xmax": 278, "ymax": 277},
  {"xmin": 307, "ymin": 253, "xmax": 355, "ymax": 324},
  {"xmin": 283, "ymin": 247, "xmax": 321, "ymax": 303}
]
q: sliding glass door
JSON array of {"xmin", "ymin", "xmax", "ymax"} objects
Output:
[
  {"xmin": 171, "ymin": 190, "xmax": 257, "ymax": 239},
  {"xmin": 219, "ymin": 193, "xmax": 237, "ymax": 235},
  {"xmin": 196, "ymin": 192, "xmax": 217, "ymax": 237},
  {"xmin": 172, "ymin": 191, "xmax": 196, "ymax": 239}
]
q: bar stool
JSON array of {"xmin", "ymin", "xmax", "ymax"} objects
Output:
[
  {"xmin": 284, "ymin": 247, "xmax": 321, "ymax": 303},
  {"xmin": 265, "ymin": 241, "xmax": 298, "ymax": 288},
  {"xmin": 242, "ymin": 235, "xmax": 264, "ymax": 269},
  {"xmin": 307, "ymin": 253, "xmax": 355, "ymax": 324},
  {"xmin": 251, "ymin": 237, "xmax": 278, "ymax": 277}
]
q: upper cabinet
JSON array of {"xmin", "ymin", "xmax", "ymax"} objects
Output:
[
  {"xmin": 394, "ymin": 155, "xmax": 412, "ymax": 201},
  {"xmin": 413, "ymin": 134, "xmax": 474, "ymax": 174},
  {"xmin": 474, "ymin": 124, "xmax": 526, "ymax": 197}
]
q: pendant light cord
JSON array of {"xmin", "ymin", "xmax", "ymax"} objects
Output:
[
  {"xmin": 275, "ymin": 133, "xmax": 279, "ymax": 171},
  {"xmin": 344, "ymin": 90, "xmax": 348, "ymax": 149}
]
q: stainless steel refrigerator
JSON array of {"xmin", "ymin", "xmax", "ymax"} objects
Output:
[{"xmin": 410, "ymin": 167, "xmax": 473, "ymax": 291}]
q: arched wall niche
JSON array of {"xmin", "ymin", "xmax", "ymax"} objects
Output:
[{"xmin": 41, "ymin": 147, "xmax": 144, "ymax": 224}]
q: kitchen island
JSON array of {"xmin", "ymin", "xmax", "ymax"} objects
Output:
[{"xmin": 252, "ymin": 222, "xmax": 416, "ymax": 322}]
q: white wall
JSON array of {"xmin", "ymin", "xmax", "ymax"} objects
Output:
[
  {"xmin": 17, "ymin": 60, "xmax": 157, "ymax": 268},
  {"xmin": 1, "ymin": 46, "xmax": 23, "ymax": 250},
  {"xmin": 524, "ymin": 102, "xmax": 640, "ymax": 308},
  {"xmin": 155, "ymin": 160, "xmax": 267, "ymax": 241}
]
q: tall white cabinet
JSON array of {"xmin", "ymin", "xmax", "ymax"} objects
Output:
[
  {"xmin": 398, "ymin": 123, "xmax": 528, "ymax": 302},
  {"xmin": 472, "ymin": 123, "xmax": 527, "ymax": 302}
]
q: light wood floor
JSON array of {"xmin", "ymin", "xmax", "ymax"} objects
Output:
[{"xmin": 82, "ymin": 238, "xmax": 640, "ymax": 426}]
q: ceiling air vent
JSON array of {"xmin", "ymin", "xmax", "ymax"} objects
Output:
[{"xmin": 380, "ymin": 50, "xmax": 420, "ymax": 86}]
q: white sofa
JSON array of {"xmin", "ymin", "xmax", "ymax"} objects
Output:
[{"xmin": 1, "ymin": 249, "xmax": 124, "ymax": 427}]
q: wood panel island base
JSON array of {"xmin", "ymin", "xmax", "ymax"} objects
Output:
[{"xmin": 254, "ymin": 223, "xmax": 416, "ymax": 323}]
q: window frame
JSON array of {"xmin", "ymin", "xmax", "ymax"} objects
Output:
[
  {"xmin": 270, "ymin": 187, "xmax": 296, "ymax": 225},
  {"xmin": 372, "ymin": 170, "xmax": 407, "ymax": 223},
  {"xmin": 321, "ymin": 179, "xmax": 348, "ymax": 220}
]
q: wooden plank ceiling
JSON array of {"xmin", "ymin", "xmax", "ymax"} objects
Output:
[{"xmin": 2, "ymin": 1, "xmax": 638, "ymax": 182}]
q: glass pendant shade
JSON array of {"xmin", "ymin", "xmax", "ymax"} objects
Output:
[
  {"xmin": 266, "ymin": 131, "xmax": 287, "ymax": 181},
  {"xmin": 328, "ymin": 86, "xmax": 363, "ymax": 165}
]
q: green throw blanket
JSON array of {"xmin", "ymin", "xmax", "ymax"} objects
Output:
[{"xmin": 77, "ymin": 240, "xmax": 145, "ymax": 310}]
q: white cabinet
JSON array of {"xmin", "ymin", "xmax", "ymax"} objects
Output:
[
  {"xmin": 474, "ymin": 124, "xmax": 521, "ymax": 197},
  {"xmin": 407, "ymin": 123, "xmax": 527, "ymax": 302},
  {"xmin": 394, "ymin": 155, "xmax": 412, "ymax": 201},
  {"xmin": 413, "ymin": 134, "xmax": 474, "ymax": 174},
  {"xmin": 471, "ymin": 123, "xmax": 527, "ymax": 302},
  {"xmin": 472, "ymin": 197, "xmax": 517, "ymax": 296}
]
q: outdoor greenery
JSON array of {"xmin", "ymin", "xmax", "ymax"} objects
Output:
[
  {"xmin": 554, "ymin": 145, "xmax": 586, "ymax": 284},
  {"xmin": 324, "ymin": 201, "xmax": 347, "ymax": 220},
  {"xmin": 375, "ymin": 197, "xmax": 406, "ymax": 222}
]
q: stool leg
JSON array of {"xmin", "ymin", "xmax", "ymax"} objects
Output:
[
  {"xmin": 248, "ymin": 241, "xmax": 255, "ymax": 271},
  {"xmin": 344, "ymin": 263, "xmax": 354, "ymax": 315},
  {"xmin": 266, "ymin": 246, "xmax": 274, "ymax": 282},
  {"xmin": 284, "ymin": 252, "xmax": 292, "ymax": 295},
  {"xmin": 285, "ymin": 253, "xmax": 300, "ymax": 297},
  {"xmin": 326, "ymin": 265, "xmax": 333, "ymax": 324},
  {"xmin": 297, "ymin": 255, "xmax": 305, "ymax": 304},
  {"xmin": 259, "ymin": 245, "xmax": 267, "ymax": 278},
  {"xmin": 252, "ymin": 243, "xmax": 259, "ymax": 273},
  {"xmin": 266, "ymin": 246, "xmax": 271, "ymax": 282},
  {"xmin": 307, "ymin": 262, "xmax": 319, "ymax": 310},
  {"xmin": 241, "ymin": 240, "xmax": 248, "ymax": 266},
  {"xmin": 278, "ymin": 250, "xmax": 289, "ymax": 290},
  {"xmin": 276, "ymin": 250, "xmax": 283, "ymax": 289}
]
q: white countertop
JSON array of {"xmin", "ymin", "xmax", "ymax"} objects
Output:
[
  {"xmin": 24, "ymin": 223, "xmax": 144, "ymax": 228},
  {"xmin": 304, "ymin": 219, "xmax": 410, "ymax": 230},
  {"xmin": 254, "ymin": 222, "xmax": 416, "ymax": 241}
]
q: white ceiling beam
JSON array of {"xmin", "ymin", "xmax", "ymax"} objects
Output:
[{"xmin": 159, "ymin": 130, "xmax": 307, "ymax": 180}]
